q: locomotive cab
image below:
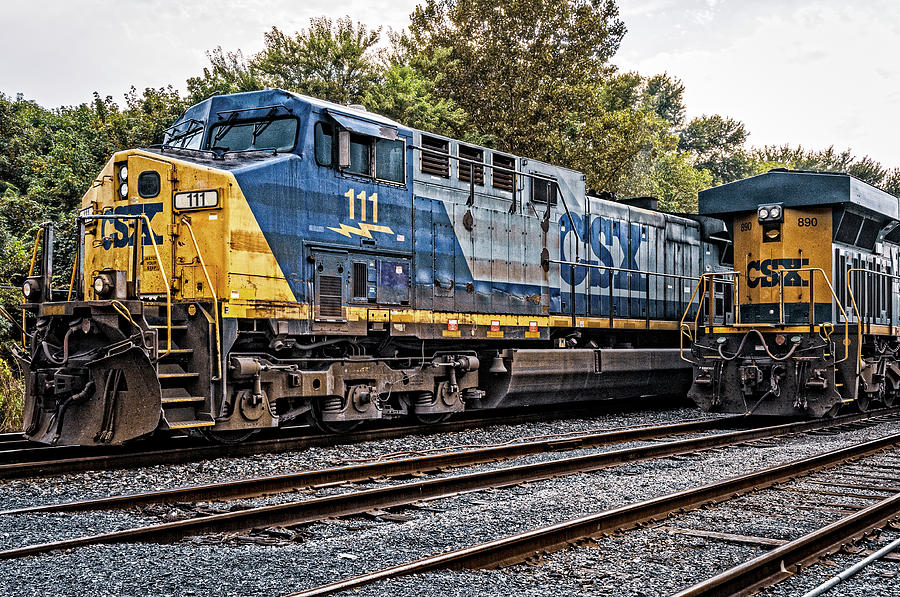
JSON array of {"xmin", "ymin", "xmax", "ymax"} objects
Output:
[{"xmin": 686, "ymin": 169, "xmax": 900, "ymax": 417}]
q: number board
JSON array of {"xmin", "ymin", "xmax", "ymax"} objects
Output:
[{"xmin": 174, "ymin": 190, "xmax": 218, "ymax": 210}]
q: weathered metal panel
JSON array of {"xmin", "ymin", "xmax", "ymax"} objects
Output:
[
  {"xmin": 452, "ymin": 204, "xmax": 476, "ymax": 313},
  {"xmin": 508, "ymin": 213, "xmax": 527, "ymax": 313},
  {"xmin": 472, "ymin": 206, "xmax": 493, "ymax": 312},
  {"xmin": 412, "ymin": 196, "xmax": 433, "ymax": 311},
  {"xmin": 491, "ymin": 209, "xmax": 510, "ymax": 311},
  {"xmin": 432, "ymin": 201, "xmax": 455, "ymax": 310}
]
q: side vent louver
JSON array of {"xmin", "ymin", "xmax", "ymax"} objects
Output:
[
  {"xmin": 318, "ymin": 275, "xmax": 343, "ymax": 319},
  {"xmin": 421, "ymin": 135, "xmax": 450, "ymax": 178}
]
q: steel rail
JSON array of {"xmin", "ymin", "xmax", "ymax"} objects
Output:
[
  {"xmin": 285, "ymin": 431, "xmax": 900, "ymax": 597},
  {"xmin": 674, "ymin": 491, "xmax": 900, "ymax": 596},
  {"xmin": 1, "ymin": 410, "xmax": 894, "ymax": 561},
  {"xmin": 0, "ymin": 404, "xmax": 692, "ymax": 479},
  {"xmin": 0, "ymin": 416, "xmax": 746, "ymax": 516}
]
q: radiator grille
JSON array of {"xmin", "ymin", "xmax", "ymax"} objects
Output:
[
  {"xmin": 352, "ymin": 262, "xmax": 367, "ymax": 299},
  {"xmin": 318, "ymin": 275, "xmax": 343, "ymax": 319},
  {"xmin": 492, "ymin": 153, "xmax": 515, "ymax": 191},
  {"xmin": 421, "ymin": 135, "xmax": 449, "ymax": 178},
  {"xmin": 458, "ymin": 145, "xmax": 484, "ymax": 185}
]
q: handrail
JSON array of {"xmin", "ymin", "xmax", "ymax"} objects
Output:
[
  {"xmin": 845, "ymin": 267, "xmax": 900, "ymax": 374},
  {"xmin": 679, "ymin": 271, "xmax": 741, "ymax": 363},
  {"xmin": 550, "ymin": 259, "xmax": 711, "ymax": 329},
  {"xmin": 21, "ymin": 227, "xmax": 43, "ymax": 345},
  {"xmin": 66, "ymin": 240, "xmax": 79, "ymax": 301},
  {"xmin": 77, "ymin": 213, "xmax": 172, "ymax": 356},
  {"xmin": 180, "ymin": 216, "xmax": 222, "ymax": 381},
  {"xmin": 679, "ymin": 268, "xmax": 850, "ymax": 366},
  {"xmin": 784, "ymin": 268, "xmax": 850, "ymax": 364}
]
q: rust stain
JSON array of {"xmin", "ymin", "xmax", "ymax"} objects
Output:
[{"xmin": 230, "ymin": 229, "xmax": 269, "ymax": 253}]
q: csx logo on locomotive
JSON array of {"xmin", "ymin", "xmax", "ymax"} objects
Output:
[
  {"xmin": 99, "ymin": 203, "xmax": 164, "ymax": 249},
  {"xmin": 559, "ymin": 214, "xmax": 647, "ymax": 291},
  {"xmin": 747, "ymin": 258, "xmax": 810, "ymax": 288}
]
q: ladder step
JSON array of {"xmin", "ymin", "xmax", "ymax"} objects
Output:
[
  {"xmin": 150, "ymin": 325, "xmax": 189, "ymax": 332},
  {"xmin": 158, "ymin": 348, "xmax": 194, "ymax": 357},
  {"xmin": 158, "ymin": 363, "xmax": 200, "ymax": 380},
  {"xmin": 162, "ymin": 395, "xmax": 205, "ymax": 405},
  {"xmin": 167, "ymin": 419, "xmax": 216, "ymax": 430}
]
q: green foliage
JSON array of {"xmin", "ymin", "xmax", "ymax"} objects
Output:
[
  {"xmin": 362, "ymin": 62, "xmax": 472, "ymax": 139},
  {"xmin": 254, "ymin": 18, "xmax": 382, "ymax": 105},
  {"xmin": 185, "ymin": 48, "xmax": 264, "ymax": 105},
  {"xmin": 0, "ymin": 358, "xmax": 23, "ymax": 432},
  {"xmin": 408, "ymin": 0, "xmax": 625, "ymax": 160},
  {"xmin": 678, "ymin": 114, "xmax": 750, "ymax": 185},
  {"xmin": 748, "ymin": 145, "xmax": 894, "ymax": 191}
]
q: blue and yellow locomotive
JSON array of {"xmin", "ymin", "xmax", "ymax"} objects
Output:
[
  {"xmin": 17, "ymin": 89, "xmax": 729, "ymax": 445},
  {"xmin": 686, "ymin": 169, "xmax": 900, "ymax": 416}
]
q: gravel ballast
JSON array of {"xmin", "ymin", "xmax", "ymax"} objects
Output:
[{"xmin": 2, "ymin": 408, "xmax": 900, "ymax": 596}]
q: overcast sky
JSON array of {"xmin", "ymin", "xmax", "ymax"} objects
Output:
[{"xmin": 2, "ymin": 0, "xmax": 898, "ymax": 167}]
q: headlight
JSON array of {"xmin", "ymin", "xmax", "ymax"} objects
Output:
[
  {"xmin": 119, "ymin": 166, "xmax": 128, "ymax": 181},
  {"xmin": 769, "ymin": 206, "xmax": 781, "ymax": 219},
  {"xmin": 758, "ymin": 208, "xmax": 769, "ymax": 220},
  {"xmin": 22, "ymin": 277, "xmax": 41, "ymax": 302},
  {"xmin": 93, "ymin": 274, "xmax": 113, "ymax": 297},
  {"xmin": 118, "ymin": 183, "xmax": 128, "ymax": 198}
]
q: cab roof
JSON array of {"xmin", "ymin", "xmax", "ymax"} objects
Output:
[{"xmin": 699, "ymin": 169, "xmax": 899, "ymax": 221}]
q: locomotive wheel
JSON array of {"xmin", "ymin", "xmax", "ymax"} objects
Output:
[
  {"xmin": 202, "ymin": 429, "xmax": 259, "ymax": 444},
  {"xmin": 312, "ymin": 418, "xmax": 363, "ymax": 434},
  {"xmin": 855, "ymin": 392, "xmax": 872, "ymax": 412},
  {"xmin": 307, "ymin": 409, "xmax": 362, "ymax": 434},
  {"xmin": 412, "ymin": 413, "xmax": 451, "ymax": 425}
]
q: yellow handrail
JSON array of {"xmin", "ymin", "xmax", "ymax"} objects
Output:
[
  {"xmin": 180, "ymin": 216, "xmax": 222, "ymax": 381},
  {"xmin": 679, "ymin": 271, "xmax": 741, "ymax": 363},
  {"xmin": 680, "ymin": 268, "xmax": 850, "ymax": 366},
  {"xmin": 66, "ymin": 242, "xmax": 78, "ymax": 301},
  {"xmin": 845, "ymin": 267, "xmax": 900, "ymax": 374},
  {"xmin": 22, "ymin": 227, "xmax": 43, "ymax": 345},
  {"xmin": 790, "ymin": 267, "xmax": 850, "ymax": 365},
  {"xmin": 137, "ymin": 214, "xmax": 172, "ymax": 357}
]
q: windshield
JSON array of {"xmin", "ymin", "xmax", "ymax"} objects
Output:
[
  {"xmin": 207, "ymin": 117, "xmax": 298, "ymax": 153},
  {"xmin": 164, "ymin": 120, "xmax": 204, "ymax": 150}
]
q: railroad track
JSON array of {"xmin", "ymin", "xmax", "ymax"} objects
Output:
[
  {"xmin": 0, "ymin": 403, "xmax": 678, "ymax": 479},
  {"xmin": 284, "ymin": 427, "xmax": 900, "ymax": 597},
  {"xmin": 2, "ymin": 408, "xmax": 897, "ymax": 563}
]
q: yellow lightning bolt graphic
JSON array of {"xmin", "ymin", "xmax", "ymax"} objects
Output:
[{"xmin": 328, "ymin": 222, "xmax": 395, "ymax": 238}]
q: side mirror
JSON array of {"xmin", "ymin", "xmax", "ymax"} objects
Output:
[{"xmin": 338, "ymin": 130, "xmax": 351, "ymax": 168}]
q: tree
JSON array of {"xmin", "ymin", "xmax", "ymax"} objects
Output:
[
  {"xmin": 749, "ymin": 145, "xmax": 891, "ymax": 189},
  {"xmin": 253, "ymin": 18, "xmax": 381, "ymax": 105},
  {"xmin": 884, "ymin": 169, "xmax": 900, "ymax": 197},
  {"xmin": 185, "ymin": 48, "xmax": 264, "ymax": 105},
  {"xmin": 644, "ymin": 73, "xmax": 686, "ymax": 127},
  {"xmin": 679, "ymin": 115, "xmax": 749, "ymax": 184},
  {"xmin": 408, "ymin": 0, "xmax": 626, "ymax": 160},
  {"xmin": 362, "ymin": 62, "xmax": 472, "ymax": 139}
]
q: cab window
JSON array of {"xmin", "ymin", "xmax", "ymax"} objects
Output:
[
  {"xmin": 375, "ymin": 138, "xmax": 404, "ymax": 183},
  {"xmin": 347, "ymin": 133, "xmax": 371, "ymax": 176},
  {"xmin": 314, "ymin": 122, "xmax": 333, "ymax": 166},
  {"xmin": 207, "ymin": 117, "xmax": 298, "ymax": 153}
]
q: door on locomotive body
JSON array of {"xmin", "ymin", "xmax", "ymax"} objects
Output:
[{"xmin": 116, "ymin": 154, "xmax": 175, "ymax": 298}]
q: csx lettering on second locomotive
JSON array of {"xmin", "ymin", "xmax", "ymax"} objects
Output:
[{"xmin": 747, "ymin": 258, "xmax": 810, "ymax": 288}]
